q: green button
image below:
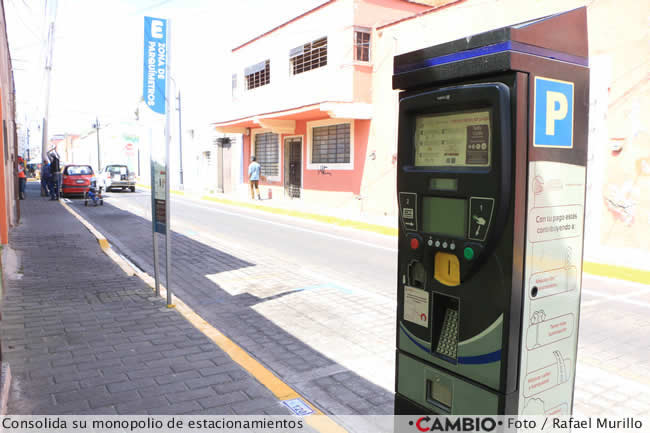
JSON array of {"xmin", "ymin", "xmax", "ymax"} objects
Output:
[{"xmin": 464, "ymin": 247, "xmax": 475, "ymax": 261}]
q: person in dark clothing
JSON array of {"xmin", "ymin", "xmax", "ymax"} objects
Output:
[
  {"xmin": 17, "ymin": 159, "xmax": 26, "ymax": 200},
  {"xmin": 41, "ymin": 159, "xmax": 51, "ymax": 197},
  {"xmin": 47, "ymin": 145, "xmax": 61, "ymax": 200}
]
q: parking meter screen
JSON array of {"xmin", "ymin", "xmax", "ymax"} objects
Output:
[
  {"xmin": 422, "ymin": 197, "xmax": 467, "ymax": 237},
  {"xmin": 414, "ymin": 110, "xmax": 491, "ymax": 167}
]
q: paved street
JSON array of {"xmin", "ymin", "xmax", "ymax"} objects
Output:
[
  {"xmin": 68, "ymin": 188, "xmax": 395, "ymax": 415},
  {"xmin": 64, "ymin": 188, "xmax": 650, "ymax": 416}
]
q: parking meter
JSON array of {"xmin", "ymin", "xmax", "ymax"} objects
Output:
[{"xmin": 393, "ymin": 8, "xmax": 589, "ymax": 415}]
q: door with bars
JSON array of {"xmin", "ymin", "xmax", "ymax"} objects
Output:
[{"xmin": 284, "ymin": 137, "xmax": 302, "ymax": 198}]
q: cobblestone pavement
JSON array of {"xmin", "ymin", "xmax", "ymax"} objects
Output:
[
  {"xmin": 71, "ymin": 192, "xmax": 650, "ymax": 416},
  {"xmin": 573, "ymin": 277, "xmax": 650, "ymax": 416},
  {"xmin": 0, "ymin": 185, "xmax": 293, "ymax": 415},
  {"xmin": 71, "ymin": 195, "xmax": 395, "ymax": 415}
]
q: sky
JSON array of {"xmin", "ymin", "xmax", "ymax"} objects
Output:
[{"xmin": 6, "ymin": 0, "xmax": 326, "ymax": 135}]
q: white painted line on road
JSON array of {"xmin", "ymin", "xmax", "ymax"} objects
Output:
[{"xmin": 176, "ymin": 198, "xmax": 399, "ymax": 253}]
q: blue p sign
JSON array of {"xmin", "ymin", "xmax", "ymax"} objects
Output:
[{"xmin": 533, "ymin": 77, "xmax": 574, "ymax": 148}]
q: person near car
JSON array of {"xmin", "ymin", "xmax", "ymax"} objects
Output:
[
  {"xmin": 40, "ymin": 159, "xmax": 51, "ymax": 197},
  {"xmin": 47, "ymin": 144, "xmax": 61, "ymax": 200},
  {"xmin": 17, "ymin": 158, "xmax": 26, "ymax": 200},
  {"xmin": 248, "ymin": 155, "xmax": 261, "ymax": 200}
]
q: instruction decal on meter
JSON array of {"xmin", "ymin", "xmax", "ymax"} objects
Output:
[
  {"xmin": 533, "ymin": 77, "xmax": 574, "ymax": 148},
  {"xmin": 404, "ymin": 286, "xmax": 429, "ymax": 327}
]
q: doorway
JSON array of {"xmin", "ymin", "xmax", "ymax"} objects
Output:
[{"xmin": 283, "ymin": 136, "xmax": 302, "ymax": 198}]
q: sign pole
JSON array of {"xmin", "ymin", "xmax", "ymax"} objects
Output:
[
  {"xmin": 143, "ymin": 16, "xmax": 170, "ymax": 302},
  {"xmin": 165, "ymin": 20, "xmax": 173, "ymax": 308}
]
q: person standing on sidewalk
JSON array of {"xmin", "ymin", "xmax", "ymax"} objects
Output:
[
  {"xmin": 248, "ymin": 155, "xmax": 261, "ymax": 200},
  {"xmin": 40, "ymin": 158, "xmax": 51, "ymax": 197},
  {"xmin": 17, "ymin": 158, "xmax": 26, "ymax": 200},
  {"xmin": 47, "ymin": 144, "xmax": 61, "ymax": 200}
]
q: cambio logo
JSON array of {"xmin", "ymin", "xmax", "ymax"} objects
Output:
[
  {"xmin": 151, "ymin": 20, "xmax": 164, "ymax": 38},
  {"xmin": 409, "ymin": 416, "xmax": 498, "ymax": 432}
]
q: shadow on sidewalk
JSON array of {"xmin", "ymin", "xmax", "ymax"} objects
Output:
[{"xmin": 70, "ymin": 198, "xmax": 394, "ymax": 414}]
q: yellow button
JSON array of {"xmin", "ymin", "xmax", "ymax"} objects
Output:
[{"xmin": 434, "ymin": 252, "xmax": 461, "ymax": 287}]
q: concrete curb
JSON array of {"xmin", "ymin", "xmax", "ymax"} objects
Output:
[
  {"xmin": 0, "ymin": 361, "xmax": 10, "ymax": 415},
  {"xmin": 58, "ymin": 200, "xmax": 346, "ymax": 430}
]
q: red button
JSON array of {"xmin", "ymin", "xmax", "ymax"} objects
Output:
[{"xmin": 410, "ymin": 237, "xmax": 419, "ymax": 250}]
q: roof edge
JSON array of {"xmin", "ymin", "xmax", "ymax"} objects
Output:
[
  {"xmin": 233, "ymin": 0, "xmax": 434, "ymax": 53},
  {"xmin": 232, "ymin": 1, "xmax": 337, "ymax": 53},
  {"xmin": 377, "ymin": 0, "xmax": 467, "ymax": 31}
]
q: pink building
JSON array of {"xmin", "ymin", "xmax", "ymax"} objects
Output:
[{"xmin": 213, "ymin": 0, "xmax": 431, "ymax": 204}]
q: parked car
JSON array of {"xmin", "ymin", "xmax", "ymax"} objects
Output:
[
  {"xmin": 100, "ymin": 164, "xmax": 136, "ymax": 192},
  {"xmin": 61, "ymin": 165, "xmax": 94, "ymax": 197}
]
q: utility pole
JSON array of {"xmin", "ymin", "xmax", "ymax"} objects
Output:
[
  {"xmin": 41, "ymin": 21, "xmax": 55, "ymax": 160},
  {"xmin": 41, "ymin": 19, "xmax": 56, "ymax": 195},
  {"xmin": 94, "ymin": 116, "xmax": 101, "ymax": 171},
  {"xmin": 177, "ymin": 90, "xmax": 183, "ymax": 187}
]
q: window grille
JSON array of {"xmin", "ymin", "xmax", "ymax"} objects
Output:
[
  {"xmin": 354, "ymin": 31, "xmax": 370, "ymax": 62},
  {"xmin": 312, "ymin": 123, "xmax": 350, "ymax": 164},
  {"xmin": 254, "ymin": 132, "xmax": 279, "ymax": 177},
  {"xmin": 245, "ymin": 60, "xmax": 270, "ymax": 90},
  {"xmin": 290, "ymin": 37, "xmax": 327, "ymax": 75}
]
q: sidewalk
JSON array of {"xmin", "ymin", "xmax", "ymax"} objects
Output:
[{"xmin": 0, "ymin": 185, "xmax": 293, "ymax": 415}]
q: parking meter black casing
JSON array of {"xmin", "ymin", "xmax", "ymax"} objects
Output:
[{"xmin": 393, "ymin": 8, "xmax": 589, "ymax": 415}]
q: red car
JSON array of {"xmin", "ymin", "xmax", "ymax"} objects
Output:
[{"xmin": 61, "ymin": 165, "xmax": 94, "ymax": 197}]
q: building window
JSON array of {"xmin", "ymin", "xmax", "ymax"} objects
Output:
[
  {"xmin": 245, "ymin": 60, "xmax": 270, "ymax": 90},
  {"xmin": 290, "ymin": 37, "xmax": 327, "ymax": 75},
  {"xmin": 312, "ymin": 123, "xmax": 350, "ymax": 164},
  {"xmin": 254, "ymin": 132, "xmax": 279, "ymax": 177},
  {"xmin": 354, "ymin": 30, "xmax": 370, "ymax": 62},
  {"xmin": 231, "ymin": 73, "xmax": 237, "ymax": 98}
]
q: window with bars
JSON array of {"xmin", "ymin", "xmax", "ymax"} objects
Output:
[
  {"xmin": 290, "ymin": 37, "xmax": 327, "ymax": 75},
  {"xmin": 254, "ymin": 132, "xmax": 279, "ymax": 177},
  {"xmin": 311, "ymin": 123, "xmax": 351, "ymax": 164},
  {"xmin": 354, "ymin": 30, "xmax": 370, "ymax": 62},
  {"xmin": 245, "ymin": 60, "xmax": 270, "ymax": 90}
]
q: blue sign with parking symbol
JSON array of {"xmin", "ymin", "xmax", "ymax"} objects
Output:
[{"xmin": 533, "ymin": 77, "xmax": 574, "ymax": 148}]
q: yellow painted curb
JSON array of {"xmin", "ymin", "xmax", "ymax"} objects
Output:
[
  {"xmin": 98, "ymin": 238, "xmax": 110, "ymax": 250},
  {"xmin": 60, "ymin": 199, "xmax": 347, "ymax": 432},
  {"xmin": 583, "ymin": 261, "xmax": 650, "ymax": 286}
]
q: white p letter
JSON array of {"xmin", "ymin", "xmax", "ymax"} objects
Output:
[{"xmin": 545, "ymin": 91, "xmax": 568, "ymax": 136}]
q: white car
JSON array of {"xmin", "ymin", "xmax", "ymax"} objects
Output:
[{"xmin": 100, "ymin": 164, "xmax": 136, "ymax": 192}]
